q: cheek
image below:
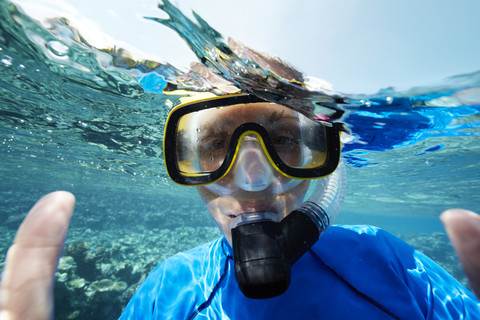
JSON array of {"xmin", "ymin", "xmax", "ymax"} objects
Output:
[
  {"xmin": 277, "ymin": 181, "xmax": 309, "ymax": 218},
  {"xmin": 277, "ymin": 145, "xmax": 302, "ymax": 167},
  {"xmin": 197, "ymin": 187, "xmax": 232, "ymax": 233}
]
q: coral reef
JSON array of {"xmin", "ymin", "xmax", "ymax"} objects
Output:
[{"xmin": 53, "ymin": 225, "xmax": 221, "ymax": 320}]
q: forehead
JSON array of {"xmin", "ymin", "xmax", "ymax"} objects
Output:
[{"xmin": 197, "ymin": 102, "xmax": 298, "ymax": 126}]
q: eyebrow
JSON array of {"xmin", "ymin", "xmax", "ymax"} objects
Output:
[
  {"xmin": 199, "ymin": 118, "xmax": 235, "ymax": 132},
  {"xmin": 269, "ymin": 110, "xmax": 297, "ymax": 123}
]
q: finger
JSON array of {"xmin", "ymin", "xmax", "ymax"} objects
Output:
[
  {"xmin": 440, "ymin": 208, "xmax": 480, "ymax": 298},
  {"xmin": 0, "ymin": 191, "xmax": 75, "ymax": 320}
]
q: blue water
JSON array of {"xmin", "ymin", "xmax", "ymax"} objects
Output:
[{"xmin": 0, "ymin": 1, "xmax": 479, "ymax": 319}]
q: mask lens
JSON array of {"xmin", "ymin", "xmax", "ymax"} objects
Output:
[
  {"xmin": 176, "ymin": 109, "xmax": 231, "ymax": 174},
  {"xmin": 170, "ymin": 101, "xmax": 333, "ymax": 184}
]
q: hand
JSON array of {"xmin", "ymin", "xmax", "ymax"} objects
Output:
[
  {"xmin": 0, "ymin": 191, "xmax": 75, "ymax": 320},
  {"xmin": 441, "ymin": 209, "xmax": 480, "ymax": 299}
]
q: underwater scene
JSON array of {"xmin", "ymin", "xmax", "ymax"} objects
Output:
[{"xmin": 1, "ymin": 0, "xmax": 479, "ymax": 319}]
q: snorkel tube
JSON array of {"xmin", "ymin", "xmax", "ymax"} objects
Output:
[{"xmin": 231, "ymin": 162, "xmax": 347, "ymax": 299}]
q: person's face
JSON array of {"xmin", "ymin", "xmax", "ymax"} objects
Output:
[{"xmin": 194, "ymin": 103, "xmax": 310, "ymax": 245}]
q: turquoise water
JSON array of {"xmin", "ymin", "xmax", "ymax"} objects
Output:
[{"xmin": 1, "ymin": 1, "xmax": 479, "ymax": 319}]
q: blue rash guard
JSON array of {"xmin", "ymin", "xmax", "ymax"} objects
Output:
[{"xmin": 120, "ymin": 225, "xmax": 480, "ymax": 319}]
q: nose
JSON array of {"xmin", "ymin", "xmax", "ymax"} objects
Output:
[{"xmin": 233, "ymin": 135, "xmax": 274, "ymax": 192}]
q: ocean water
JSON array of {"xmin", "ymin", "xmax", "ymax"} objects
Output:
[{"xmin": 1, "ymin": 1, "xmax": 479, "ymax": 319}]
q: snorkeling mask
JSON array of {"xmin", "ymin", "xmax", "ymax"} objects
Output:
[
  {"xmin": 164, "ymin": 94, "xmax": 342, "ymax": 187},
  {"xmin": 163, "ymin": 93, "xmax": 345, "ymax": 299}
]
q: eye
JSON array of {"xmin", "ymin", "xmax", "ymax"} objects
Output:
[
  {"xmin": 271, "ymin": 135, "xmax": 299, "ymax": 151},
  {"xmin": 200, "ymin": 134, "xmax": 229, "ymax": 152},
  {"xmin": 209, "ymin": 139, "xmax": 227, "ymax": 150},
  {"xmin": 273, "ymin": 136, "xmax": 290, "ymax": 144}
]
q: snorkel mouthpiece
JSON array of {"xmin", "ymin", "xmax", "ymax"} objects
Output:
[
  {"xmin": 231, "ymin": 204, "xmax": 328, "ymax": 299},
  {"xmin": 231, "ymin": 162, "xmax": 346, "ymax": 299}
]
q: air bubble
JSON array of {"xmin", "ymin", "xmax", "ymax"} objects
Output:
[
  {"xmin": 1, "ymin": 55, "xmax": 12, "ymax": 66},
  {"xmin": 47, "ymin": 40, "xmax": 69, "ymax": 57}
]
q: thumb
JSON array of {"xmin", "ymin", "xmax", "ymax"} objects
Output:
[
  {"xmin": 440, "ymin": 208, "xmax": 480, "ymax": 298},
  {"xmin": 0, "ymin": 191, "xmax": 75, "ymax": 320}
]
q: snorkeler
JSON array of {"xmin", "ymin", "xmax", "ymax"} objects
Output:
[
  {"xmin": 117, "ymin": 91, "xmax": 480, "ymax": 318},
  {"xmin": 1, "ymin": 43, "xmax": 480, "ymax": 320}
]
